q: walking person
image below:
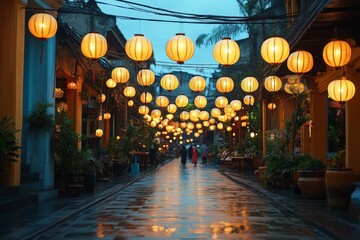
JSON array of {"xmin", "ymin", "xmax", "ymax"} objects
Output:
[
  {"xmin": 201, "ymin": 143, "xmax": 208, "ymax": 165},
  {"xmin": 148, "ymin": 145, "xmax": 158, "ymax": 168},
  {"xmin": 181, "ymin": 145, "xmax": 187, "ymax": 166},
  {"xmin": 192, "ymin": 144, "xmax": 198, "ymax": 167},
  {"xmin": 187, "ymin": 145, "xmax": 193, "ymax": 161}
]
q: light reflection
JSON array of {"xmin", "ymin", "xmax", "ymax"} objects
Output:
[{"xmin": 151, "ymin": 225, "xmax": 176, "ymax": 233}]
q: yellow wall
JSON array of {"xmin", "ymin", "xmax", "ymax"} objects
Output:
[{"xmin": 310, "ymin": 92, "xmax": 327, "ymax": 161}]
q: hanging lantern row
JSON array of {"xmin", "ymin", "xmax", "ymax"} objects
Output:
[
  {"xmin": 166, "ymin": 33, "xmax": 195, "ymax": 64},
  {"xmin": 216, "ymin": 77, "xmax": 234, "ymax": 94},
  {"xmin": 189, "ymin": 76, "xmax": 206, "ymax": 93}
]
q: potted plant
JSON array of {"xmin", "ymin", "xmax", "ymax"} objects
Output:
[
  {"xmin": 297, "ymin": 154, "xmax": 327, "ymax": 198},
  {"xmin": 80, "ymin": 147, "xmax": 99, "ymax": 193},
  {"xmin": 0, "ymin": 116, "xmax": 21, "ymax": 172},
  {"xmin": 27, "ymin": 103, "xmax": 54, "ymax": 133}
]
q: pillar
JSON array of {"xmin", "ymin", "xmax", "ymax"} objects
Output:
[{"xmin": 310, "ymin": 91, "xmax": 327, "ymax": 161}]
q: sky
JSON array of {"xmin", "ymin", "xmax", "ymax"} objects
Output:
[{"xmin": 97, "ymin": 0, "xmax": 243, "ymax": 77}]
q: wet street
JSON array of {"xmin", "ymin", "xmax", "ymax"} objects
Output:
[{"xmin": 36, "ymin": 158, "xmax": 330, "ymax": 239}]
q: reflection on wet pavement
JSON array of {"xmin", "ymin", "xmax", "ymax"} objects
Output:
[{"xmin": 37, "ymin": 158, "xmax": 330, "ymax": 239}]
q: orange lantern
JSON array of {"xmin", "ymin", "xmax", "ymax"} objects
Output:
[
  {"xmin": 261, "ymin": 36, "xmax": 289, "ymax": 65},
  {"xmin": 112, "ymin": 67, "xmax": 130, "ymax": 83},
  {"xmin": 216, "ymin": 77, "xmax": 234, "ymax": 93},
  {"xmin": 243, "ymin": 95, "xmax": 254, "ymax": 106},
  {"xmin": 160, "ymin": 74, "xmax": 179, "ymax": 92},
  {"xmin": 167, "ymin": 104, "xmax": 177, "ymax": 114},
  {"xmin": 287, "ymin": 50, "xmax": 313, "ymax": 74},
  {"xmin": 264, "ymin": 75, "xmax": 282, "ymax": 92},
  {"xmin": 166, "ymin": 33, "xmax": 194, "ymax": 64},
  {"xmin": 213, "ymin": 38, "xmax": 240, "ymax": 67},
  {"xmin": 323, "ymin": 40, "xmax": 351, "ymax": 69},
  {"xmin": 155, "ymin": 96, "xmax": 169, "ymax": 108},
  {"xmin": 95, "ymin": 129, "xmax": 103, "ymax": 138},
  {"xmin": 267, "ymin": 103, "xmax": 276, "ymax": 110},
  {"xmin": 211, "ymin": 108, "xmax": 221, "ymax": 118},
  {"xmin": 105, "ymin": 79, "xmax": 117, "ymax": 88},
  {"xmin": 194, "ymin": 95, "xmax": 207, "ymax": 109},
  {"xmin": 138, "ymin": 105, "xmax": 149, "ymax": 115},
  {"xmin": 175, "ymin": 95, "xmax": 188, "ymax": 108},
  {"xmin": 230, "ymin": 100, "xmax": 242, "ymax": 111},
  {"xmin": 128, "ymin": 100, "xmax": 134, "ymax": 107},
  {"xmin": 327, "ymin": 77, "xmax": 356, "ymax": 103},
  {"xmin": 123, "ymin": 86, "xmax": 136, "ymax": 98},
  {"xmin": 67, "ymin": 81, "xmax": 77, "ymax": 90},
  {"xmin": 137, "ymin": 69, "xmax": 155, "ymax": 87},
  {"xmin": 28, "ymin": 13, "xmax": 57, "ymax": 40},
  {"xmin": 104, "ymin": 113, "xmax": 111, "ymax": 120},
  {"xmin": 81, "ymin": 32, "xmax": 108, "ymax": 59},
  {"xmin": 189, "ymin": 76, "xmax": 206, "ymax": 93},
  {"xmin": 125, "ymin": 34, "xmax": 152, "ymax": 62},
  {"xmin": 241, "ymin": 77, "xmax": 259, "ymax": 93},
  {"xmin": 215, "ymin": 96, "xmax": 228, "ymax": 109},
  {"xmin": 140, "ymin": 92, "xmax": 153, "ymax": 104}
]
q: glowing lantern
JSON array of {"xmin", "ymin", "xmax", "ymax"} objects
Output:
[
  {"xmin": 166, "ymin": 33, "xmax": 194, "ymax": 64},
  {"xmin": 67, "ymin": 81, "xmax": 77, "ymax": 90},
  {"xmin": 199, "ymin": 111, "xmax": 209, "ymax": 121},
  {"xmin": 284, "ymin": 82, "xmax": 305, "ymax": 94},
  {"xmin": 166, "ymin": 114, "xmax": 174, "ymax": 120},
  {"xmin": 57, "ymin": 102, "xmax": 68, "ymax": 112},
  {"xmin": 123, "ymin": 86, "xmax": 136, "ymax": 98},
  {"xmin": 180, "ymin": 111, "xmax": 190, "ymax": 121},
  {"xmin": 268, "ymin": 103, "xmax": 276, "ymax": 110},
  {"xmin": 224, "ymin": 105, "xmax": 234, "ymax": 115},
  {"xmin": 97, "ymin": 94, "xmax": 106, "ymax": 103},
  {"xmin": 323, "ymin": 40, "xmax": 351, "ymax": 69},
  {"xmin": 160, "ymin": 74, "xmax": 179, "ymax": 92},
  {"xmin": 95, "ymin": 129, "xmax": 103, "ymax": 138},
  {"xmin": 187, "ymin": 122, "xmax": 195, "ymax": 130},
  {"xmin": 104, "ymin": 113, "xmax": 111, "ymax": 120},
  {"xmin": 194, "ymin": 95, "xmax": 207, "ymax": 109},
  {"xmin": 137, "ymin": 69, "xmax": 155, "ymax": 87},
  {"xmin": 215, "ymin": 96, "xmax": 228, "ymax": 109},
  {"xmin": 140, "ymin": 92, "xmax": 153, "ymax": 104},
  {"xmin": 213, "ymin": 38, "xmax": 240, "ymax": 67},
  {"xmin": 218, "ymin": 115, "xmax": 228, "ymax": 122},
  {"xmin": 327, "ymin": 77, "xmax": 355, "ymax": 102},
  {"xmin": 226, "ymin": 126, "xmax": 232, "ymax": 132},
  {"xmin": 150, "ymin": 121, "xmax": 157, "ymax": 128},
  {"xmin": 180, "ymin": 122, "xmax": 187, "ymax": 128},
  {"xmin": 112, "ymin": 67, "xmax": 130, "ymax": 83},
  {"xmin": 261, "ymin": 36, "xmax": 289, "ymax": 65},
  {"xmin": 241, "ymin": 77, "xmax": 259, "ymax": 93},
  {"xmin": 203, "ymin": 121, "xmax": 210, "ymax": 127},
  {"xmin": 250, "ymin": 132, "xmax": 255, "ymax": 138},
  {"xmin": 230, "ymin": 100, "xmax": 242, "ymax": 111},
  {"xmin": 167, "ymin": 104, "xmax": 177, "ymax": 113},
  {"xmin": 189, "ymin": 76, "xmax": 206, "ymax": 93},
  {"xmin": 209, "ymin": 118, "xmax": 216, "ymax": 125},
  {"xmin": 81, "ymin": 32, "xmax": 107, "ymax": 59},
  {"xmin": 241, "ymin": 122, "xmax": 247, "ymax": 127},
  {"xmin": 28, "ymin": 13, "xmax": 57, "ymax": 40},
  {"xmin": 156, "ymin": 96, "xmax": 169, "ymax": 108},
  {"xmin": 287, "ymin": 50, "xmax": 313, "ymax": 74},
  {"xmin": 217, "ymin": 123, "xmax": 224, "ymax": 130},
  {"xmin": 106, "ymin": 79, "xmax": 117, "ymax": 88},
  {"xmin": 209, "ymin": 125, "xmax": 216, "ymax": 131},
  {"xmin": 194, "ymin": 132, "xmax": 200, "ymax": 138},
  {"xmin": 138, "ymin": 105, "xmax": 149, "ymax": 115},
  {"xmin": 216, "ymin": 77, "xmax": 234, "ymax": 93},
  {"xmin": 196, "ymin": 123, "xmax": 202, "ymax": 129},
  {"xmin": 243, "ymin": 95, "xmax": 254, "ymax": 106},
  {"xmin": 151, "ymin": 109, "xmax": 162, "ymax": 119},
  {"xmin": 125, "ymin": 34, "xmax": 152, "ymax": 62},
  {"xmin": 211, "ymin": 108, "xmax": 221, "ymax": 118},
  {"xmin": 190, "ymin": 109, "xmax": 200, "ymax": 120},
  {"xmin": 128, "ymin": 100, "xmax": 134, "ymax": 107},
  {"xmin": 55, "ymin": 88, "xmax": 64, "ymax": 98},
  {"xmin": 175, "ymin": 95, "xmax": 188, "ymax": 108},
  {"xmin": 264, "ymin": 75, "xmax": 282, "ymax": 92}
]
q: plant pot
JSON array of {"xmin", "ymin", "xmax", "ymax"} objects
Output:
[
  {"xmin": 84, "ymin": 171, "xmax": 96, "ymax": 193},
  {"xmin": 325, "ymin": 168, "xmax": 355, "ymax": 209},
  {"xmin": 298, "ymin": 170, "xmax": 326, "ymax": 199},
  {"xmin": 351, "ymin": 182, "xmax": 360, "ymax": 215}
]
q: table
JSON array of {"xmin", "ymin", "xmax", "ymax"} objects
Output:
[{"xmin": 229, "ymin": 156, "xmax": 253, "ymax": 174}]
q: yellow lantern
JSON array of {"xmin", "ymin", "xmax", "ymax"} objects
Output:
[
  {"xmin": 187, "ymin": 122, "xmax": 195, "ymax": 130},
  {"xmin": 194, "ymin": 95, "xmax": 207, "ymax": 109},
  {"xmin": 140, "ymin": 92, "xmax": 153, "ymax": 104},
  {"xmin": 194, "ymin": 132, "xmax": 200, "ymax": 138},
  {"xmin": 261, "ymin": 36, "xmax": 290, "ymax": 65},
  {"xmin": 123, "ymin": 86, "xmax": 136, "ymax": 98},
  {"xmin": 180, "ymin": 122, "xmax": 187, "ymax": 129},
  {"xmin": 166, "ymin": 33, "xmax": 194, "ymax": 64},
  {"xmin": 226, "ymin": 126, "xmax": 232, "ymax": 132},
  {"xmin": 175, "ymin": 95, "xmax": 188, "ymax": 108},
  {"xmin": 218, "ymin": 115, "xmax": 228, "ymax": 123},
  {"xmin": 250, "ymin": 132, "xmax": 256, "ymax": 138},
  {"xmin": 57, "ymin": 102, "xmax": 68, "ymax": 112},
  {"xmin": 264, "ymin": 75, "xmax": 282, "ymax": 92},
  {"xmin": 106, "ymin": 79, "xmax": 117, "ymax": 88},
  {"xmin": 166, "ymin": 114, "xmax": 174, "ymax": 120},
  {"xmin": 217, "ymin": 123, "xmax": 224, "ymax": 130},
  {"xmin": 267, "ymin": 103, "xmax": 276, "ymax": 110},
  {"xmin": 243, "ymin": 95, "xmax": 254, "ymax": 106},
  {"xmin": 209, "ymin": 118, "xmax": 216, "ymax": 125},
  {"xmin": 180, "ymin": 111, "xmax": 190, "ymax": 121},
  {"xmin": 199, "ymin": 111, "xmax": 209, "ymax": 121},
  {"xmin": 55, "ymin": 88, "xmax": 64, "ymax": 98},
  {"xmin": 104, "ymin": 113, "xmax": 111, "ymax": 120},
  {"xmin": 327, "ymin": 77, "xmax": 356, "ymax": 102},
  {"xmin": 151, "ymin": 109, "xmax": 162, "ymax": 119},
  {"xmin": 67, "ymin": 81, "xmax": 77, "ymax": 90},
  {"xmin": 287, "ymin": 50, "xmax": 314, "ymax": 74},
  {"xmin": 138, "ymin": 105, "xmax": 149, "ymax": 115},
  {"xmin": 160, "ymin": 74, "xmax": 179, "ymax": 92},
  {"xmin": 203, "ymin": 121, "xmax": 210, "ymax": 127},
  {"xmin": 240, "ymin": 115, "xmax": 249, "ymax": 121},
  {"xmin": 190, "ymin": 109, "xmax": 200, "ymax": 120},
  {"xmin": 323, "ymin": 40, "xmax": 351, "ymax": 69},
  {"xmin": 97, "ymin": 94, "xmax": 106, "ymax": 103},
  {"xmin": 137, "ymin": 69, "xmax": 155, "ymax": 87},
  {"xmin": 81, "ymin": 32, "xmax": 108, "ymax": 59},
  {"xmin": 28, "ymin": 13, "xmax": 57, "ymax": 40},
  {"xmin": 241, "ymin": 77, "xmax": 259, "ymax": 93},
  {"xmin": 95, "ymin": 129, "xmax": 103, "ymax": 138},
  {"xmin": 211, "ymin": 108, "xmax": 221, "ymax": 118},
  {"xmin": 241, "ymin": 122, "xmax": 247, "ymax": 127},
  {"xmin": 189, "ymin": 76, "xmax": 206, "ymax": 93},
  {"xmin": 224, "ymin": 105, "xmax": 234, "ymax": 115},
  {"xmin": 167, "ymin": 104, "xmax": 177, "ymax": 114},
  {"xmin": 196, "ymin": 123, "xmax": 202, "ymax": 129},
  {"xmin": 216, "ymin": 77, "xmax": 234, "ymax": 93},
  {"xmin": 125, "ymin": 34, "xmax": 152, "ymax": 62},
  {"xmin": 230, "ymin": 100, "xmax": 242, "ymax": 111},
  {"xmin": 128, "ymin": 100, "xmax": 134, "ymax": 107},
  {"xmin": 150, "ymin": 121, "xmax": 157, "ymax": 128},
  {"xmin": 215, "ymin": 96, "xmax": 228, "ymax": 109},
  {"xmin": 213, "ymin": 38, "xmax": 240, "ymax": 67},
  {"xmin": 209, "ymin": 125, "xmax": 216, "ymax": 131},
  {"xmin": 112, "ymin": 67, "xmax": 130, "ymax": 83},
  {"xmin": 284, "ymin": 82, "xmax": 305, "ymax": 94},
  {"xmin": 156, "ymin": 96, "xmax": 169, "ymax": 108}
]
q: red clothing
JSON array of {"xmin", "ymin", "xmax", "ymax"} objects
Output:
[{"xmin": 192, "ymin": 147, "xmax": 198, "ymax": 164}]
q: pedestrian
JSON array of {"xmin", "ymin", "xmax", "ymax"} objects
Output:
[
  {"xmin": 187, "ymin": 145, "xmax": 193, "ymax": 161},
  {"xmin": 192, "ymin": 144, "xmax": 198, "ymax": 167},
  {"xmin": 201, "ymin": 143, "xmax": 208, "ymax": 165},
  {"xmin": 148, "ymin": 145, "xmax": 158, "ymax": 167},
  {"xmin": 181, "ymin": 145, "xmax": 187, "ymax": 166}
]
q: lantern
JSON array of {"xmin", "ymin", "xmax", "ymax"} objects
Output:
[
  {"xmin": 112, "ymin": 67, "xmax": 130, "ymax": 83},
  {"xmin": 196, "ymin": 123, "xmax": 202, "ymax": 129},
  {"xmin": 211, "ymin": 108, "xmax": 221, "ymax": 118},
  {"xmin": 241, "ymin": 77, "xmax": 259, "ymax": 93},
  {"xmin": 180, "ymin": 111, "xmax": 190, "ymax": 121},
  {"xmin": 209, "ymin": 118, "xmax": 216, "ymax": 124},
  {"xmin": 189, "ymin": 76, "xmax": 206, "ymax": 93},
  {"xmin": 203, "ymin": 121, "xmax": 210, "ymax": 127},
  {"xmin": 97, "ymin": 94, "xmax": 106, "ymax": 103},
  {"xmin": 323, "ymin": 40, "xmax": 351, "ymax": 69},
  {"xmin": 140, "ymin": 92, "xmax": 153, "ymax": 104},
  {"xmin": 261, "ymin": 36, "xmax": 289, "ymax": 65},
  {"xmin": 55, "ymin": 88, "xmax": 64, "ymax": 98},
  {"xmin": 125, "ymin": 34, "xmax": 152, "ymax": 62},
  {"xmin": 104, "ymin": 113, "xmax": 111, "ymax": 120},
  {"xmin": 167, "ymin": 104, "xmax": 177, "ymax": 113},
  {"xmin": 268, "ymin": 103, "xmax": 276, "ymax": 110},
  {"xmin": 156, "ymin": 96, "xmax": 169, "ymax": 108},
  {"xmin": 138, "ymin": 105, "xmax": 149, "ymax": 115},
  {"xmin": 190, "ymin": 109, "xmax": 200, "ymax": 121},
  {"xmin": 199, "ymin": 111, "xmax": 209, "ymax": 121},
  {"xmin": 230, "ymin": 100, "xmax": 242, "ymax": 111},
  {"xmin": 209, "ymin": 125, "xmax": 216, "ymax": 131},
  {"xmin": 213, "ymin": 38, "xmax": 240, "ymax": 67},
  {"xmin": 218, "ymin": 115, "xmax": 228, "ymax": 123},
  {"xmin": 175, "ymin": 95, "xmax": 188, "ymax": 108},
  {"xmin": 216, "ymin": 77, "xmax": 234, "ymax": 93},
  {"xmin": 95, "ymin": 129, "xmax": 103, "ymax": 138},
  {"xmin": 217, "ymin": 123, "xmax": 224, "ymax": 130},
  {"xmin": 187, "ymin": 122, "xmax": 195, "ymax": 130},
  {"xmin": 166, "ymin": 114, "xmax": 174, "ymax": 120},
  {"xmin": 67, "ymin": 81, "xmax": 77, "ymax": 90},
  {"xmin": 243, "ymin": 95, "xmax": 254, "ymax": 106},
  {"xmin": 194, "ymin": 132, "xmax": 200, "ymax": 138},
  {"xmin": 28, "ymin": 13, "xmax": 57, "ymax": 40},
  {"xmin": 81, "ymin": 32, "xmax": 108, "ymax": 59},
  {"xmin": 327, "ymin": 77, "xmax": 355, "ymax": 102},
  {"xmin": 180, "ymin": 122, "xmax": 187, "ymax": 129},
  {"xmin": 137, "ymin": 69, "xmax": 155, "ymax": 87},
  {"xmin": 166, "ymin": 33, "xmax": 194, "ymax": 64},
  {"xmin": 250, "ymin": 132, "xmax": 255, "ymax": 138},
  {"xmin": 123, "ymin": 86, "xmax": 136, "ymax": 98},
  {"xmin": 150, "ymin": 121, "xmax": 157, "ymax": 128},
  {"xmin": 128, "ymin": 100, "xmax": 134, "ymax": 107},
  {"xmin": 287, "ymin": 50, "xmax": 313, "ymax": 74},
  {"xmin": 160, "ymin": 74, "xmax": 179, "ymax": 92},
  {"xmin": 194, "ymin": 95, "xmax": 207, "ymax": 109},
  {"xmin": 151, "ymin": 109, "xmax": 162, "ymax": 119},
  {"xmin": 241, "ymin": 122, "xmax": 247, "ymax": 127},
  {"xmin": 226, "ymin": 126, "xmax": 232, "ymax": 132},
  {"xmin": 284, "ymin": 82, "xmax": 305, "ymax": 94},
  {"xmin": 106, "ymin": 79, "xmax": 117, "ymax": 88},
  {"xmin": 224, "ymin": 105, "xmax": 234, "ymax": 115},
  {"xmin": 264, "ymin": 75, "xmax": 282, "ymax": 92},
  {"xmin": 57, "ymin": 102, "xmax": 68, "ymax": 112},
  {"xmin": 215, "ymin": 96, "xmax": 228, "ymax": 109}
]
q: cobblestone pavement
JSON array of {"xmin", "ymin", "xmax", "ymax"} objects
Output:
[{"xmin": 35, "ymin": 158, "xmax": 330, "ymax": 240}]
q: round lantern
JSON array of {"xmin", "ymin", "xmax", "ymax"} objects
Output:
[
  {"xmin": 284, "ymin": 82, "xmax": 305, "ymax": 94},
  {"xmin": 187, "ymin": 122, "xmax": 195, "ymax": 130},
  {"xmin": 67, "ymin": 81, "xmax": 77, "ymax": 90},
  {"xmin": 264, "ymin": 75, "xmax": 282, "ymax": 92},
  {"xmin": 57, "ymin": 102, "xmax": 68, "ymax": 112},
  {"xmin": 166, "ymin": 114, "xmax": 174, "ymax": 120},
  {"xmin": 209, "ymin": 118, "xmax": 216, "ymax": 124},
  {"xmin": 196, "ymin": 123, "xmax": 202, "ymax": 129},
  {"xmin": 241, "ymin": 122, "xmax": 247, "ymax": 127},
  {"xmin": 268, "ymin": 103, "xmax": 276, "ymax": 110},
  {"xmin": 243, "ymin": 95, "xmax": 254, "ymax": 106},
  {"xmin": 112, "ymin": 67, "xmax": 130, "ymax": 83},
  {"xmin": 327, "ymin": 77, "xmax": 355, "ymax": 102},
  {"xmin": 180, "ymin": 111, "xmax": 190, "ymax": 121},
  {"xmin": 128, "ymin": 100, "xmax": 134, "ymax": 107},
  {"xmin": 95, "ymin": 129, "xmax": 103, "ymax": 138},
  {"xmin": 140, "ymin": 92, "xmax": 153, "ymax": 104},
  {"xmin": 209, "ymin": 125, "xmax": 216, "ymax": 131},
  {"xmin": 167, "ymin": 104, "xmax": 177, "ymax": 114},
  {"xmin": 138, "ymin": 105, "xmax": 149, "ymax": 115},
  {"xmin": 230, "ymin": 100, "xmax": 242, "ymax": 111},
  {"xmin": 151, "ymin": 109, "xmax": 162, "ymax": 119},
  {"xmin": 194, "ymin": 95, "xmax": 207, "ymax": 109},
  {"xmin": 28, "ymin": 13, "xmax": 58, "ymax": 40},
  {"xmin": 123, "ymin": 86, "xmax": 136, "ymax": 98},
  {"xmin": 190, "ymin": 109, "xmax": 200, "ymax": 120},
  {"xmin": 194, "ymin": 132, "xmax": 200, "ymax": 138},
  {"xmin": 81, "ymin": 32, "xmax": 108, "ymax": 59},
  {"xmin": 156, "ymin": 96, "xmax": 169, "ymax": 108},
  {"xmin": 211, "ymin": 108, "xmax": 221, "ymax": 118},
  {"xmin": 217, "ymin": 123, "xmax": 224, "ymax": 130},
  {"xmin": 160, "ymin": 74, "xmax": 179, "ymax": 92},
  {"xmin": 213, "ymin": 38, "xmax": 240, "ymax": 67},
  {"xmin": 226, "ymin": 126, "xmax": 232, "ymax": 132},
  {"xmin": 106, "ymin": 79, "xmax": 117, "ymax": 88},
  {"xmin": 137, "ymin": 69, "xmax": 155, "ymax": 87},
  {"xmin": 216, "ymin": 77, "xmax": 234, "ymax": 93},
  {"xmin": 203, "ymin": 121, "xmax": 210, "ymax": 127},
  {"xmin": 261, "ymin": 36, "xmax": 290, "ymax": 65},
  {"xmin": 287, "ymin": 50, "xmax": 314, "ymax": 74},
  {"xmin": 250, "ymin": 132, "xmax": 255, "ymax": 138},
  {"xmin": 218, "ymin": 115, "xmax": 228, "ymax": 123},
  {"xmin": 224, "ymin": 105, "xmax": 234, "ymax": 115},
  {"xmin": 150, "ymin": 121, "xmax": 157, "ymax": 128},
  {"xmin": 175, "ymin": 95, "xmax": 188, "ymax": 108},
  {"xmin": 241, "ymin": 77, "xmax": 259, "ymax": 93},
  {"xmin": 97, "ymin": 94, "xmax": 106, "ymax": 103},
  {"xmin": 125, "ymin": 34, "xmax": 152, "ymax": 62},
  {"xmin": 215, "ymin": 96, "xmax": 228, "ymax": 109},
  {"xmin": 199, "ymin": 111, "xmax": 209, "ymax": 121},
  {"xmin": 166, "ymin": 33, "xmax": 194, "ymax": 64},
  {"xmin": 55, "ymin": 88, "xmax": 64, "ymax": 98},
  {"xmin": 189, "ymin": 76, "xmax": 206, "ymax": 93},
  {"xmin": 323, "ymin": 40, "xmax": 351, "ymax": 69},
  {"xmin": 104, "ymin": 113, "xmax": 111, "ymax": 120}
]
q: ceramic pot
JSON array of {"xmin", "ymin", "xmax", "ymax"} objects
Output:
[
  {"xmin": 298, "ymin": 170, "xmax": 326, "ymax": 198},
  {"xmin": 351, "ymin": 182, "xmax": 360, "ymax": 214}
]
